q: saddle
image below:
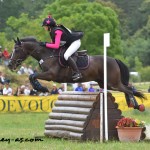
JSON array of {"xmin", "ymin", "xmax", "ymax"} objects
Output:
[{"xmin": 59, "ymin": 47, "xmax": 89, "ymax": 70}]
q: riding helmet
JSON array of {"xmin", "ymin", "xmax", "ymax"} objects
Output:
[{"xmin": 42, "ymin": 16, "xmax": 56, "ymax": 27}]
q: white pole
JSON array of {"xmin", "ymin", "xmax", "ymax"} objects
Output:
[
  {"xmin": 103, "ymin": 33, "xmax": 110, "ymax": 141},
  {"xmin": 100, "ymin": 93, "xmax": 104, "ymax": 142}
]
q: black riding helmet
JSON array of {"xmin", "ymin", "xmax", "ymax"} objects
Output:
[{"xmin": 42, "ymin": 16, "xmax": 56, "ymax": 27}]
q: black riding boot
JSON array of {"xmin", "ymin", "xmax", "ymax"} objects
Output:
[{"xmin": 67, "ymin": 57, "xmax": 82, "ymax": 81}]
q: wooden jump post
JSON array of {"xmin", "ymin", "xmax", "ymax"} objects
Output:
[{"xmin": 44, "ymin": 91, "xmax": 123, "ymax": 141}]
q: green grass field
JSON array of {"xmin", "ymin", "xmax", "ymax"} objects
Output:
[{"xmin": 0, "ymin": 110, "xmax": 150, "ymax": 150}]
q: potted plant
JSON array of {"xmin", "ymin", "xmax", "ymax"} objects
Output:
[{"xmin": 116, "ymin": 117, "xmax": 145, "ymax": 142}]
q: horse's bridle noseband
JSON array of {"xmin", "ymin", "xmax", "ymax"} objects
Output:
[{"xmin": 9, "ymin": 43, "xmax": 29, "ymax": 68}]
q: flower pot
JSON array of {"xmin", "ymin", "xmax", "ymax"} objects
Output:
[{"xmin": 116, "ymin": 127, "xmax": 143, "ymax": 142}]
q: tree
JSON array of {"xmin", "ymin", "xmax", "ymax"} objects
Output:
[
  {"xmin": 140, "ymin": 66, "xmax": 150, "ymax": 81},
  {"xmin": 134, "ymin": 56, "xmax": 142, "ymax": 71},
  {"xmin": 0, "ymin": 32, "xmax": 7, "ymax": 48},
  {"xmin": 0, "ymin": 0, "xmax": 54, "ymax": 32},
  {"xmin": 41, "ymin": 0, "xmax": 122, "ymax": 56},
  {"xmin": 5, "ymin": 0, "xmax": 122, "ymax": 57},
  {"xmin": 122, "ymin": 37, "xmax": 150, "ymax": 69},
  {"xmin": 0, "ymin": 0, "xmax": 23, "ymax": 31},
  {"xmin": 104, "ymin": 0, "xmax": 144, "ymax": 36}
]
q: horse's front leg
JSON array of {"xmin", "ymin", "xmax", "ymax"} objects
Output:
[{"xmin": 29, "ymin": 72, "xmax": 51, "ymax": 93}]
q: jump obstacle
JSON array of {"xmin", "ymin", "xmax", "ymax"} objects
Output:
[{"xmin": 44, "ymin": 92, "xmax": 146, "ymax": 141}]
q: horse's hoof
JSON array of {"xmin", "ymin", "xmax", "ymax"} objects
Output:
[
  {"xmin": 139, "ymin": 104, "xmax": 145, "ymax": 112},
  {"xmin": 129, "ymin": 103, "xmax": 134, "ymax": 108}
]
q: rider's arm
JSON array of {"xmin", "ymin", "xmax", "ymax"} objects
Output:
[{"xmin": 46, "ymin": 30, "xmax": 63, "ymax": 49}]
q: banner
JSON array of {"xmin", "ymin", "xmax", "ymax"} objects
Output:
[{"xmin": 0, "ymin": 95, "xmax": 58, "ymax": 113}]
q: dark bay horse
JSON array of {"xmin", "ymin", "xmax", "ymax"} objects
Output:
[{"xmin": 8, "ymin": 37, "xmax": 146, "ymax": 111}]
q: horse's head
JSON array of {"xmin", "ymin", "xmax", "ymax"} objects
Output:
[
  {"xmin": 8, "ymin": 36, "xmax": 60, "ymax": 71},
  {"xmin": 8, "ymin": 37, "xmax": 29, "ymax": 71}
]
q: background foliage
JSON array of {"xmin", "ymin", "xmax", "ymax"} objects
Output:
[{"xmin": 0, "ymin": 0, "xmax": 150, "ymax": 81}]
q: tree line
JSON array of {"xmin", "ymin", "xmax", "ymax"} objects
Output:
[{"xmin": 0, "ymin": 0, "xmax": 149, "ymax": 81}]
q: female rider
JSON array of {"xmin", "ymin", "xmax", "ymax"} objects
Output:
[{"xmin": 40, "ymin": 15, "xmax": 83, "ymax": 81}]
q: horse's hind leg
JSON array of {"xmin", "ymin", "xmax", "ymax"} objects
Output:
[
  {"xmin": 108, "ymin": 82, "xmax": 145, "ymax": 112},
  {"xmin": 125, "ymin": 93, "xmax": 145, "ymax": 112},
  {"xmin": 125, "ymin": 93, "xmax": 139, "ymax": 108}
]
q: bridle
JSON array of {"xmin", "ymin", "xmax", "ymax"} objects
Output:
[{"xmin": 9, "ymin": 42, "xmax": 37, "ymax": 68}]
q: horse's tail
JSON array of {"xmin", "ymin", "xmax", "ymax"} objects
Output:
[
  {"xmin": 115, "ymin": 59, "xmax": 129, "ymax": 86},
  {"xmin": 133, "ymin": 90, "xmax": 146, "ymax": 100},
  {"xmin": 115, "ymin": 59, "xmax": 146, "ymax": 100}
]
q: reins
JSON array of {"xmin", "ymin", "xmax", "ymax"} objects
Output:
[{"xmin": 37, "ymin": 48, "xmax": 62, "ymax": 65}]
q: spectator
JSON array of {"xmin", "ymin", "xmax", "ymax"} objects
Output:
[
  {"xmin": 14, "ymin": 85, "xmax": 25, "ymax": 96},
  {"xmin": 75, "ymin": 83, "xmax": 83, "ymax": 91},
  {"xmin": 17, "ymin": 63, "xmax": 28, "ymax": 75},
  {"xmin": 3, "ymin": 74, "xmax": 10, "ymax": 83},
  {"xmin": 27, "ymin": 65, "xmax": 34, "ymax": 75},
  {"xmin": 0, "ymin": 82, "xmax": 4, "ymax": 95},
  {"xmin": 82, "ymin": 84, "xmax": 87, "ymax": 92},
  {"xmin": 24, "ymin": 83, "xmax": 31, "ymax": 95},
  {"xmin": 30, "ymin": 89, "xmax": 38, "ymax": 96},
  {"xmin": 0, "ymin": 73, "xmax": 10, "ymax": 84},
  {"xmin": 0, "ymin": 71, "xmax": 5, "ymax": 84},
  {"xmin": 3, "ymin": 82, "xmax": 13, "ymax": 96},
  {"xmin": 14, "ymin": 86, "xmax": 21, "ymax": 96},
  {"xmin": 2, "ymin": 48, "xmax": 10, "ymax": 66},
  {"xmin": 58, "ymin": 83, "xmax": 65, "ymax": 94},
  {"xmin": 51, "ymin": 84, "xmax": 59, "ymax": 94},
  {"xmin": 88, "ymin": 84, "xmax": 95, "ymax": 92}
]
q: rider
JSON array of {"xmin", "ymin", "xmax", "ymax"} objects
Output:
[{"xmin": 40, "ymin": 15, "xmax": 83, "ymax": 81}]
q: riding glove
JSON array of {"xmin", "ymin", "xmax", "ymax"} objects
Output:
[{"xmin": 39, "ymin": 42, "xmax": 46, "ymax": 47}]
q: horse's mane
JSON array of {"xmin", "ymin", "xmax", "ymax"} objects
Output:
[{"xmin": 20, "ymin": 36, "xmax": 37, "ymax": 42}]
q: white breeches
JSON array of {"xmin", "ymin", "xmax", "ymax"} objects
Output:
[{"xmin": 64, "ymin": 39, "xmax": 81, "ymax": 61}]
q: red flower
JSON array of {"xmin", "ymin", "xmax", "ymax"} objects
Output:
[{"xmin": 116, "ymin": 117, "xmax": 145, "ymax": 128}]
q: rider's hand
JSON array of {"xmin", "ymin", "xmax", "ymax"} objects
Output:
[{"xmin": 39, "ymin": 42, "xmax": 46, "ymax": 47}]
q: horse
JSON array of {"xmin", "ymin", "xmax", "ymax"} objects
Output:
[{"xmin": 8, "ymin": 37, "xmax": 146, "ymax": 111}]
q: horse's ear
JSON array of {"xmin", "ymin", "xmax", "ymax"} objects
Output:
[
  {"xmin": 17, "ymin": 37, "xmax": 21, "ymax": 45},
  {"xmin": 13, "ymin": 38, "xmax": 17, "ymax": 43}
]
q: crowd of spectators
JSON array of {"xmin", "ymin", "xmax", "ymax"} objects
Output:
[
  {"xmin": 0, "ymin": 71, "xmax": 102, "ymax": 96},
  {"xmin": 75, "ymin": 83, "xmax": 102, "ymax": 92},
  {"xmin": 17, "ymin": 63, "xmax": 35, "ymax": 75},
  {"xmin": 0, "ymin": 74, "xmax": 66, "ymax": 96}
]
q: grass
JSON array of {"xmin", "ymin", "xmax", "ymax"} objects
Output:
[{"xmin": 0, "ymin": 111, "xmax": 150, "ymax": 150}]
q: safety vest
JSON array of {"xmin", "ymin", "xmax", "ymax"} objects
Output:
[{"xmin": 50, "ymin": 25, "xmax": 83, "ymax": 47}]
